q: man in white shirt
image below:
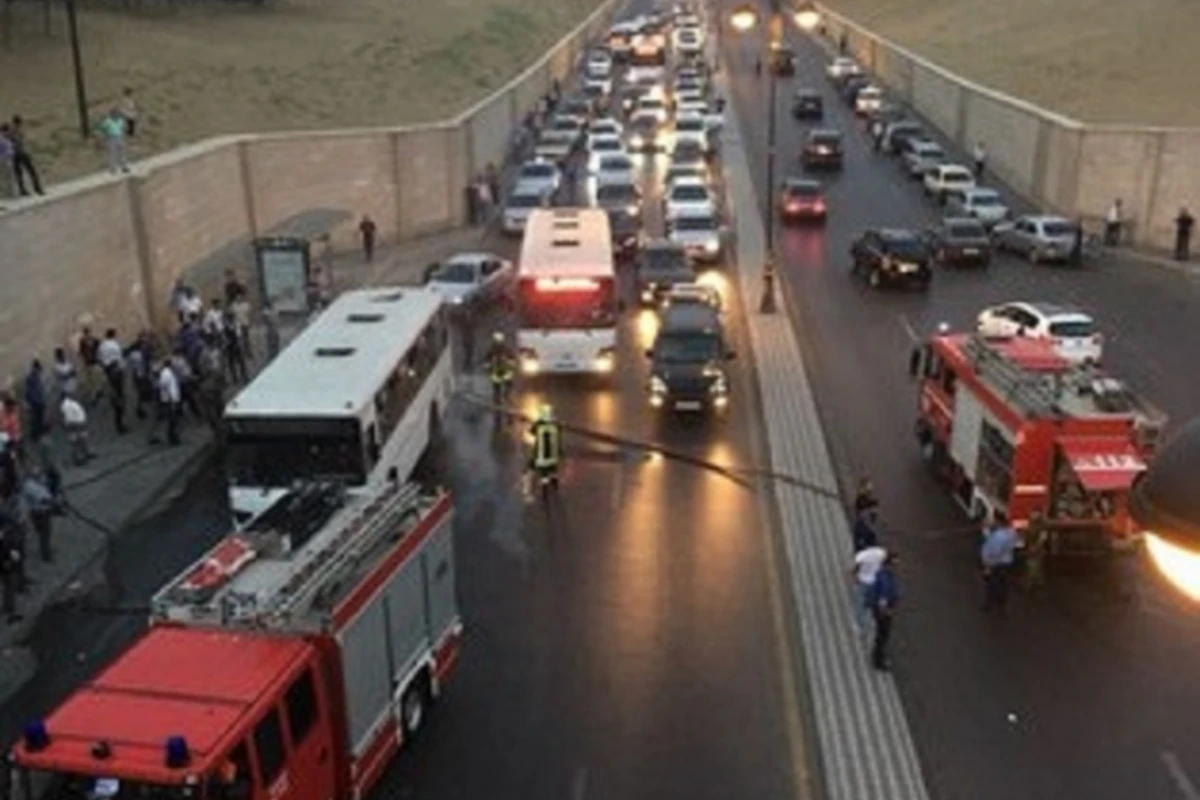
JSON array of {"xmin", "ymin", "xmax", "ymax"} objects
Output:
[
  {"xmin": 59, "ymin": 395, "xmax": 95, "ymax": 465},
  {"xmin": 1105, "ymin": 198, "xmax": 1124, "ymax": 246},
  {"xmin": 97, "ymin": 329, "xmax": 128, "ymax": 434},
  {"xmin": 852, "ymin": 545, "xmax": 889, "ymax": 630},
  {"xmin": 150, "ymin": 361, "xmax": 182, "ymax": 446}
]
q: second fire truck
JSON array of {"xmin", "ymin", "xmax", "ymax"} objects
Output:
[
  {"xmin": 8, "ymin": 480, "xmax": 461, "ymax": 800},
  {"xmin": 913, "ymin": 332, "xmax": 1166, "ymax": 552}
]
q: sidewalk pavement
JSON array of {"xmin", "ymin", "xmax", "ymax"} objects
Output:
[{"xmin": 720, "ymin": 70, "xmax": 932, "ymax": 799}]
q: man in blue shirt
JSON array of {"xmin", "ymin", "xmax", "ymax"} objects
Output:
[
  {"xmin": 867, "ymin": 552, "xmax": 900, "ymax": 670},
  {"xmin": 981, "ymin": 514, "xmax": 1020, "ymax": 612}
]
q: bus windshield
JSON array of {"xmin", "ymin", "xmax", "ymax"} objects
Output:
[
  {"xmin": 224, "ymin": 416, "xmax": 366, "ymax": 487},
  {"xmin": 14, "ymin": 769, "xmax": 196, "ymax": 799},
  {"xmin": 519, "ymin": 278, "xmax": 616, "ymax": 330}
]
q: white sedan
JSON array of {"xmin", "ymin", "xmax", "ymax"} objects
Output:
[
  {"xmin": 663, "ymin": 177, "xmax": 716, "ymax": 220},
  {"xmin": 826, "ymin": 56, "xmax": 861, "ymax": 80},
  {"xmin": 586, "ymin": 50, "xmax": 613, "ymax": 78},
  {"xmin": 976, "ymin": 301, "xmax": 1103, "ymax": 365},
  {"xmin": 426, "ymin": 252, "xmax": 515, "ymax": 307},
  {"xmin": 596, "ymin": 154, "xmax": 637, "ymax": 186},
  {"xmin": 673, "ymin": 113, "xmax": 710, "ymax": 152},
  {"xmin": 514, "ymin": 159, "xmax": 561, "ymax": 196},
  {"xmin": 587, "ymin": 134, "xmax": 626, "ymax": 172},
  {"xmin": 588, "ymin": 117, "xmax": 624, "ymax": 138}
]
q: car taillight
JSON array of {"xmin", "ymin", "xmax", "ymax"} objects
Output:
[
  {"xmin": 786, "ymin": 202, "xmax": 801, "ymax": 211},
  {"xmin": 814, "ymin": 201, "xmax": 826, "ymax": 212}
]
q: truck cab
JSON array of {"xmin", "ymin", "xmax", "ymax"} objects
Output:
[{"xmin": 9, "ymin": 628, "xmax": 335, "ymax": 800}]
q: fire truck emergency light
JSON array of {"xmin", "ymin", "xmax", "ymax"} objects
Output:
[
  {"xmin": 165, "ymin": 736, "xmax": 192, "ymax": 768},
  {"xmin": 1131, "ymin": 417, "xmax": 1200, "ymax": 600}
]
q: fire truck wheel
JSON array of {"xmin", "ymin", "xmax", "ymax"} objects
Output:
[{"xmin": 401, "ymin": 674, "xmax": 431, "ymax": 737}]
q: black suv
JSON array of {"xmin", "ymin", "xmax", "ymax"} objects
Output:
[
  {"xmin": 850, "ymin": 228, "xmax": 932, "ymax": 290},
  {"xmin": 791, "ymin": 89, "xmax": 824, "ymax": 120},
  {"xmin": 646, "ymin": 304, "xmax": 735, "ymax": 413},
  {"xmin": 637, "ymin": 240, "xmax": 695, "ymax": 306},
  {"xmin": 801, "ymin": 129, "xmax": 844, "ymax": 170}
]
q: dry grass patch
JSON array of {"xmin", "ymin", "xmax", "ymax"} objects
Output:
[
  {"xmin": 0, "ymin": 0, "xmax": 603, "ymax": 183},
  {"xmin": 827, "ymin": 0, "xmax": 1199, "ymax": 126}
]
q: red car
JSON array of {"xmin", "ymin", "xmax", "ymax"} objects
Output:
[{"xmin": 779, "ymin": 178, "xmax": 827, "ymax": 222}]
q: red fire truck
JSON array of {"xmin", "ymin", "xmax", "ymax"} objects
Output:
[
  {"xmin": 913, "ymin": 333, "xmax": 1166, "ymax": 551},
  {"xmin": 8, "ymin": 481, "xmax": 462, "ymax": 800}
]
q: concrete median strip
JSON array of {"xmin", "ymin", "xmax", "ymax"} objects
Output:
[{"xmin": 718, "ymin": 71, "xmax": 932, "ymax": 800}]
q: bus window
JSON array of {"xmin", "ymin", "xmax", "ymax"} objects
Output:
[
  {"xmin": 225, "ymin": 417, "xmax": 367, "ymax": 488},
  {"xmin": 252, "ymin": 708, "xmax": 287, "ymax": 789}
]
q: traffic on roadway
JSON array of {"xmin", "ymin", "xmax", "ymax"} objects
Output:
[
  {"xmin": 721, "ymin": 8, "xmax": 1200, "ymax": 800},
  {"xmin": 5, "ymin": 1, "xmax": 1200, "ymax": 800}
]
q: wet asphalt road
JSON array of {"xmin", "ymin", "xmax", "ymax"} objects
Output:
[
  {"xmin": 2, "ymin": 19, "xmax": 806, "ymax": 800},
  {"xmin": 719, "ymin": 6, "xmax": 1200, "ymax": 800}
]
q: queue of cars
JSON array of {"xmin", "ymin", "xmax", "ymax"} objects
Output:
[{"xmin": 813, "ymin": 52, "xmax": 1103, "ymax": 357}]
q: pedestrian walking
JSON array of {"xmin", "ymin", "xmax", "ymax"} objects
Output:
[
  {"xmin": 23, "ymin": 359, "xmax": 47, "ymax": 443},
  {"xmin": 1024, "ymin": 510, "xmax": 1049, "ymax": 589},
  {"xmin": 0, "ymin": 494, "xmax": 28, "ymax": 595},
  {"xmin": 8, "ymin": 116, "xmax": 44, "ymax": 196},
  {"xmin": 358, "ymin": 214, "xmax": 377, "ymax": 262},
  {"xmin": 30, "ymin": 433, "xmax": 63, "ymax": 507},
  {"xmin": 1, "ymin": 395, "xmax": 22, "ymax": 462},
  {"xmin": 1176, "ymin": 206, "xmax": 1194, "ymax": 261},
  {"xmin": 476, "ymin": 177, "xmax": 493, "ymax": 223},
  {"xmin": 1104, "ymin": 198, "xmax": 1123, "ymax": 246},
  {"xmin": 465, "ymin": 180, "xmax": 480, "ymax": 225},
  {"xmin": 853, "ymin": 476, "xmax": 879, "ymax": 514},
  {"xmin": 52, "ymin": 347, "xmax": 78, "ymax": 401},
  {"xmin": 150, "ymin": 359, "xmax": 182, "ymax": 446},
  {"xmin": 98, "ymin": 328, "xmax": 128, "ymax": 434},
  {"xmin": 20, "ymin": 470, "xmax": 55, "ymax": 563},
  {"xmin": 231, "ymin": 295, "xmax": 253, "ymax": 361},
  {"xmin": 203, "ymin": 300, "xmax": 225, "ymax": 343},
  {"xmin": 972, "ymin": 141, "xmax": 987, "ymax": 181},
  {"xmin": 851, "ymin": 544, "xmax": 888, "ymax": 631},
  {"xmin": 118, "ymin": 87, "xmax": 139, "ymax": 137},
  {"xmin": 175, "ymin": 283, "xmax": 203, "ymax": 322},
  {"xmin": 171, "ymin": 351, "xmax": 202, "ymax": 420},
  {"xmin": 222, "ymin": 311, "xmax": 249, "ymax": 384},
  {"xmin": 60, "ymin": 394, "xmax": 95, "ymax": 465},
  {"xmin": 197, "ymin": 344, "xmax": 227, "ymax": 434},
  {"xmin": 867, "ymin": 552, "xmax": 899, "ymax": 670},
  {"xmin": 0, "ymin": 520, "xmax": 22, "ymax": 623},
  {"xmin": 852, "ymin": 506, "xmax": 881, "ymax": 552},
  {"xmin": 77, "ymin": 326, "xmax": 103, "ymax": 405},
  {"xmin": 127, "ymin": 333, "xmax": 153, "ymax": 419},
  {"xmin": 838, "ymin": 31, "xmax": 848, "ymax": 54},
  {"xmin": 223, "ymin": 269, "xmax": 247, "ymax": 306},
  {"xmin": 262, "ymin": 301, "xmax": 282, "ymax": 361},
  {"xmin": 1071, "ymin": 218, "xmax": 1085, "ymax": 266},
  {"xmin": 980, "ymin": 514, "xmax": 1019, "ymax": 613},
  {"xmin": 98, "ymin": 109, "xmax": 130, "ymax": 174},
  {"xmin": 485, "ymin": 163, "xmax": 500, "ymax": 208},
  {"xmin": 0, "ymin": 124, "xmax": 16, "ymax": 199}
]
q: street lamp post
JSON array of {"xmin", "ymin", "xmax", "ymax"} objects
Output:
[
  {"xmin": 64, "ymin": 0, "xmax": 90, "ymax": 140},
  {"xmin": 728, "ymin": 1, "xmax": 821, "ymax": 314}
]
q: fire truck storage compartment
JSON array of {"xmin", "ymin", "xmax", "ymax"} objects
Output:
[
  {"xmin": 338, "ymin": 519, "xmax": 456, "ymax": 756},
  {"xmin": 949, "ymin": 388, "xmax": 984, "ymax": 481}
]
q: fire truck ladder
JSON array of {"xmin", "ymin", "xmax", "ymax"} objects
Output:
[
  {"xmin": 152, "ymin": 482, "xmax": 435, "ymax": 632},
  {"xmin": 266, "ymin": 482, "xmax": 431, "ymax": 628},
  {"xmin": 962, "ymin": 336, "xmax": 1066, "ymax": 417}
]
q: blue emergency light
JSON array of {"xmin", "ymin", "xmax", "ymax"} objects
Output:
[
  {"xmin": 165, "ymin": 736, "xmax": 191, "ymax": 768},
  {"xmin": 22, "ymin": 720, "xmax": 49, "ymax": 752}
]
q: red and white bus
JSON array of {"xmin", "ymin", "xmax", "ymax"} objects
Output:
[{"xmin": 516, "ymin": 208, "xmax": 618, "ymax": 376}]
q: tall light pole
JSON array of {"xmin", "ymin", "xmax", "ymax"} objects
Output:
[
  {"xmin": 64, "ymin": 0, "xmax": 89, "ymax": 140},
  {"xmin": 728, "ymin": 1, "xmax": 820, "ymax": 314}
]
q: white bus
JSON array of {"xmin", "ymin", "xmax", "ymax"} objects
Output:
[
  {"xmin": 517, "ymin": 208, "xmax": 618, "ymax": 376},
  {"xmin": 222, "ymin": 286, "xmax": 453, "ymax": 524}
]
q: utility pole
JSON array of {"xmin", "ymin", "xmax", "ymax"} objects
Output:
[{"xmin": 65, "ymin": 0, "xmax": 89, "ymax": 140}]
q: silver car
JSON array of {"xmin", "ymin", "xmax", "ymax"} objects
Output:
[
  {"xmin": 902, "ymin": 139, "xmax": 945, "ymax": 179},
  {"xmin": 514, "ymin": 159, "xmax": 560, "ymax": 197},
  {"xmin": 502, "ymin": 186, "xmax": 551, "ymax": 235},
  {"xmin": 534, "ymin": 131, "xmax": 575, "ymax": 164},
  {"xmin": 427, "ymin": 252, "xmax": 515, "ymax": 306},
  {"xmin": 947, "ymin": 187, "xmax": 1010, "ymax": 226},
  {"xmin": 993, "ymin": 215, "xmax": 1078, "ymax": 264},
  {"xmin": 667, "ymin": 208, "xmax": 723, "ymax": 263}
]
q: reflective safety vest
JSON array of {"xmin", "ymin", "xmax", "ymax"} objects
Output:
[
  {"xmin": 532, "ymin": 422, "xmax": 561, "ymax": 469},
  {"xmin": 490, "ymin": 358, "xmax": 514, "ymax": 384}
]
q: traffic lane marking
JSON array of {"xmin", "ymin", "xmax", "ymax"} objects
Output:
[{"xmin": 1163, "ymin": 751, "xmax": 1200, "ymax": 800}]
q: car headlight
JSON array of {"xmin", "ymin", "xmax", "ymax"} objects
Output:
[
  {"xmin": 519, "ymin": 350, "xmax": 539, "ymax": 374},
  {"xmin": 627, "ymin": 204, "xmax": 640, "ymax": 216},
  {"xmin": 704, "ymin": 239, "xmax": 720, "ymax": 253},
  {"xmin": 631, "ymin": 135, "xmax": 644, "ymax": 147},
  {"xmin": 451, "ymin": 295, "xmax": 465, "ymax": 305},
  {"xmin": 594, "ymin": 348, "xmax": 615, "ymax": 372},
  {"xmin": 650, "ymin": 375, "xmax": 667, "ymax": 394}
]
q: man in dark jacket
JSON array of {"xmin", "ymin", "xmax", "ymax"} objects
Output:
[
  {"xmin": 1176, "ymin": 207, "xmax": 1195, "ymax": 261},
  {"xmin": 867, "ymin": 552, "xmax": 900, "ymax": 670}
]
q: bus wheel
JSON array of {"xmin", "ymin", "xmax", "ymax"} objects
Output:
[
  {"xmin": 413, "ymin": 405, "xmax": 443, "ymax": 491},
  {"xmin": 401, "ymin": 672, "xmax": 430, "ymax": 738}
]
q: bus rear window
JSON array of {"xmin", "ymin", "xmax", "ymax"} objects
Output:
[
  {"xmin": 519, "ymin": 278, "xmax": 616, "ymax": 330},
  {"xmin": 224, "ymin": 416, "xmax": 365, "ymax": 487}
]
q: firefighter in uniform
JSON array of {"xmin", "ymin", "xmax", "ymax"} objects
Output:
[
  {"xmin": 525, "ymin": 405, "xmax": 563, "ymax": 497},
  {"xmin": 484, "ymin": 331, "xmax": 516, "ymax": 406}
]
